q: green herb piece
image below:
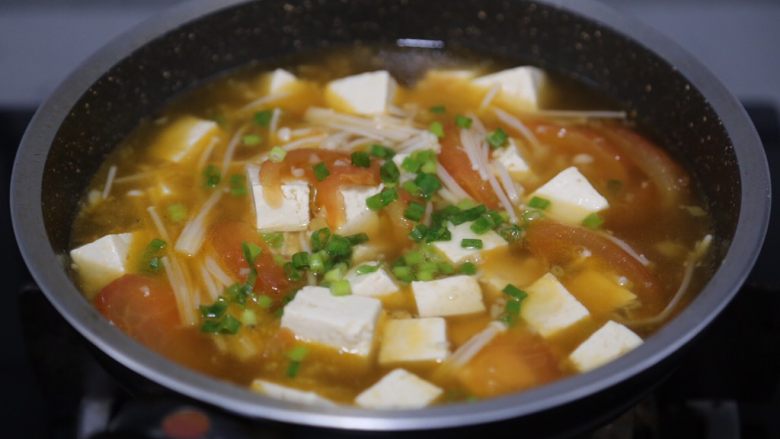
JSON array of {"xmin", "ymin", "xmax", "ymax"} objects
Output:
[
  {"xmin": 309, "ymin": 252, "xmax": 326, "ymax": 274},
  {"xmin": 416, "ymin": 269, "xmax": 435, "ymax": 281},
  {"xmin": 291, "ymin": 252, "xmax": 310, "ymax": 269},
  {"xmin": 242, "ymin": 134, "xmax": 262, "ymax": 146},
  {"xmin": 380, "ymin": 160, "xmax": 400, "ymax": 184},
  {"xmin": 324, "ymin": 264, "xmax": 346, "ymax": 283},
  {"xmin": 470, "ymin": 216, "xmax": 492, "ymax": 234},
  {"xmin": 451, "ymin": 205, "xmax": 487, "ymax": 225},
  {"xmin": 522, "ymin": 209, "xmax": 544, "ymax": 224},
  {"xmin": 199, "ymin": 297, "xmax": 228, "ymax": 319},
  {"xmin": 286, "ymin": 361, "xmax": 302, "ymax": 378},
  {"xmin": 366, "ymin": 188, "xmax": 399, "ymax": 210},
  {"xmin": 409, "ymin": 224, "xmax": 429, "ymax": 242},
  {"xmin": 497, "ymin": 224, "xmax": 524, "ymax": 242},
  {"xmin": 140, "ymin": 238, "xmax": 167, "ymax": 274},
  {"xmin": 262, "ymin": 232, "xmax": 284, "ymax": 249},
  {"xmin": 455, "ymin": 115, "xmax": 473, "ymax": 129},
  {"xmin": 201, "ymin": 314, "xmax": 241, "ymax": 335},
  {"xmin": 424, "ymin": 222, "xmax": 452, "ymax": 242},
  {"xmin": 438, "ymin": 262, "xmax": 455, "ymax": 275},
  {"xmin": 486, "ymin": 127, "xmax": 508, "ymax": 149},
  {"xmin": 325, "ymin": 235, "xmax": 352, "ymax": 258},
  {"xmin": 229, "ymin": 174, "xmax": 247, "ymax": 197},
  {"xmin": 528, "ymin": 196, "xmax": 551, "ymax": 210},
  {"xmin": 500, "ymin": 299, "xmax": 522, "ymax": 326},
  {"xmin": 167, "ymin": 203, "xmax": 188, "ymax": 222},
  {"xmin": 401, "ymin": 180, "xmax": 420, "ymax": 197},
  {"xmin": 351, "ymin": 151, "xmax": 371, "ymax": 168},
  {"xmin": 241, "ymin": 309, "xmax": 257, "ymax": 326},
  {"xmin": 287, "ymin": 345, "xmax": 309, "ymax": 362},
  {"xmin": 429, "ymin": 104, "xmax": 446, "ymax": 114},
  {"xmin": 330, "ymin": 279, "xmax": 352, "ymax": 296},
  {"xmin": 356, "ymin": 264, "xmax": 379, "ymax": 275},
  {"xmin": 269, "ymin": 146, "xmax": 287, "ymax": 163},
  {"xmin": 313, "ymin": 162, "xmax": 330, "ymax": 181},
  {"xmin": 346, "ymin": 233, "xmax": 369, "ymax": 246},
  {"xmin": 414, "ymin": 173, "xmax": 442, "ymax": 199},
  {"xmin": 284, "ymin": 262, "xmax": 302, "ymax": 281},
  {"xmin": 392, "ymin": 265, "xmax": 414, "ymax": 283},
  {"xmin": 460, "ymin": 262, "xmax": 477, "ymax": 275},
  {"xmin": 253, "ymin": 109, "xmax": 273, "ymax": 127},
  {"xmin": 403, "ymin": 250, "xmax": 424, "ymax": 265},
  {"xmin": 370, "ymin": 144, "xmax": 395, "ymax": 159},
  {"xmin": 310, "ymin": 228, "xmax": 331, "ymax": 252},
  {"xmin": 429, "ymin": 121, "xmax": 445, "ymax": 138},
  {"xmin": 502, "ymin": 284, "xmax": 528, "ymax": 301},
  {"xmin": 582, "ymin": 213, "xmax": 604, "ymax": 229},
  {"xmin": 225, "ymin": 283, "xmax": 252, "ymax": 306},
  {"xmin": 404, "ymin": 202, "xmax": 426, "ymax": 222},
  {"xmin": 203, "ymin": 164, "xmax": 221, "ymax": 188},
  {"xmin": 461, "ymin": 238, "xmax": 483, "ymax": 249},
  {"xmin": 242, "ymin": 241, "xmax": 262, "ymax": 264},
  {"xmin": 256, "ymin": 295, "xmax": 273, "ymax": 309},
  {"xmin": 401, "ymin": 150, "xmax": 437, "ymax": 174}
]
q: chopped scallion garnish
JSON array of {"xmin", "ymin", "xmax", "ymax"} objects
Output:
[
  {"xmin": 429, "ymin": 121, "xmax": 445, "ymax": 138},
  {"xmin": 312, "ymin": 162, "xmax": 330, "ymax": 181},
  {"xmin": 203, "ymin": 164, "xmax": 221, "ymax": 188},
  {"xmin": 291, "ymin": 251, "xmax": 310, "ymax": 269},
  {"xmin": 455, "ymin": 115, "xmax": 473, "ymax": 129},
  {"xmin": 262, "ymin": 232, "xmax": 284, "ymax": 249},
  {"xmin": 229, "ymin": 174, "xmax": 247, "ymax": 197},
  {"xmin": 366, "ymin": 187, "xmax": 399, "ymax": 210},
  {"xmin": 256, "ymin": 295, "xmax": 273, "ymax": 309},
  {"xmin": 459, "ymin": 262, "xmax": 477, "ymax": 275},
  {"xmin": 414, "ymin": 173, "xmax": 441, "ymax": 199},
  {"xmin": 269, "ymin": 146, "xmax": 286, "ymax": 163},
  {"xmin": 582, "ymin": 213, "xmax": 604, "ymax": 229},
  {"xmin": 329, "ymin": 279, "xmax": 352, "ymax": 296},
  {"xmin": 370, "ymin": 144, "xmax": 395, "ymax": 159},
  {"xmin": 253, "ymin": 109, "xmax": 273, "ymax": 127},
  {"xmin": 351, "ymin": 151, "xmax": 371, "ymax": 168},
  {"xmin": 502, "ymin": 284, "xmax": 528, "ymax": 301},
  {"xmin": 429, "ymin": 104, "xmax": 446, "ymax": 114},
  {"xmin": 528, "ymin": 196, "xmax": 551, "ymax": 210},
  {"xmin": 140, "ymin": 238, "xmax": 167, "ymax": 274},
  {"xmin": 167, "ymin": 203, "xmax": 188, "ymax": 222},
  {"xmin": 404, "ymin": 201, "xmax": 426, "ymax": 222},
  {"xmin": 242, "ymin": 133, "xmax": 262, "ymax": 146},
  {"xmin": 461, "ymin": 238, "xmax": 483, "ymax": 249},
  {"xmin": 380, "ymin": 160, "xmax": 400, "ymax": 184},
  {"xmin": 486, "ymin": 127, "xmax": 508, "ymax": 149},
  {"xmin": 355, "ymin": 264, "xmax": 379, "ymax": 275}
]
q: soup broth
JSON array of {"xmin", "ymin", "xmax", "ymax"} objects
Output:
[{"xmin": 70, "ymin": 47, "xmax": 713, "ymax": 408}]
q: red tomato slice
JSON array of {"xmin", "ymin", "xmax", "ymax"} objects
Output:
[
  {"xmin": 207, "ymin": 221, "xmax": 292, "ymax": 299},
  {"xmin": 439, "ymin": 126, "xmax": 501, "ymax": 209}
]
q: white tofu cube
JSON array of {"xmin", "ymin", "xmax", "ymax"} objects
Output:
[
  {"xmin": 412, "ymin": 275, "xmax": 485, "ymax": 317},
  {"xmin": 325, "ymin": 70, "xmax": 397, "ymax": 115},
  {"xmin": 521, "ymin": 273, "xmax": 590, "ymax": 338},
  {"xmin": 530, "ymin": 166, "xmax": 609, "ymax": 225},
  {"xmin": 569, "ymin": 321, "xmax": 643, "ymax": 372},
  {"xmin": 149, "ymin": 116, "xmax": 219, "ymax": 163},
  {"xmin": 346, "ymin": 263, "xmax": 398, "ymax": 297},
  {"xmin": 432, "ymin": 221, "xmax": 507, "ymax": 263},
  {"xmin": 247, "ymin": 165, "xmax": 310, "ymax": 232},
  {"xmin": 281, "ymin": 286, "xmax": 382, "ymax": 357},
  {"xmin": 379, "ymin": 317, "xmax": 449, "ymax": 365},
  {"xmin": 250, "ymin": 380, "xmax": 336, "ymax": 407},
  {"xmin": 492, "ymin": 139, "xmax": 531, "ymax": 174},
  {"xmin": 70, "ymin": 233, "xmax": 135, "ymax": 294},
  {"xmin": 473, "ymin": 66, "xmax": 546, "ymax": 109},
  {"xmin": 263, "ymin": 68, "xmax": 297, "ymax": 94},
  {"xmin": 338, "ymin": 185, "xmax": 382, "ymax": 234},
  {"xmin": 355, "ymin": 369, "xmax": 442, "ymax": 409}
]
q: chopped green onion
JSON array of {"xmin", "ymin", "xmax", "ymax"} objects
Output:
[
  {"xmin": 309, "ymin": 252, "xmax": 326, "ymax": 274},
  {"xmin": 455, "ymin": 115, "xmax": 473, "ymax": 129},
  {"xmin": 429, "ymin": 104, "xmax": 446, "ymax": 114},
  {"xmin": 199, "ymin": 297, "xmax": 228, "ymax": 319},
  {"xmin": 401, "ymin": 180, "xmax": 420, "ymax": 196},
  {"xmin": 470, "ymin": 216, "xmax": 492, "ymax": 234},
  {"xmin": 582, "ymin": 213, "xmax": 604, "ymax": 229},
  {"xmin": 401, "ymin": 150, "xmax": 437, "ymax": 174},
  {"xmin": 167, "ymin": 203, "xmax": 188, "ymax": 222},
  {"xmin": 351, "ymin": 151, "xmax": 371, "ymax": 168},
  {"xmin": 310, "ymin": 228, "xmax": 331, "ymax": 252},
  {"xmin": 497, "ymin": 224, "xmax": 524, "ymax": 242},
  {"xmin": 438, "ymin": 262, "xmax": 455, "ymax": 275},
  {"xmin": 461, "ymin": 238, "xmax": 483, "ymax": 249},
  {"xmin": 522, "ymin": 209, "xmax": 544, "ymax": 223},
  {"xmin": 404, "ymin": 250, "xmax": 424, "ymax": 265},
  {"xmin": 500, "ymin": 300, "xmax": 522, "ymax": 326},
  {"xmin": 416, "ymin": 270, "xmax": 435, "ymax": 281},
  {"xmin": 329, "ymin": 279, "xmax": 352, "ymax": 296},
  {"xmin": 325, "ymin": 235, "xmax": 352, "ymax": 258},
  {"xmin": 486, "ymin": 127, "xmax": 508, "ymax": 149},
  {"xmin": 286, "ymin": 361, "xmax": 302, "ymax": 378},
  {"xmin": 242, "ymin": 134, "xmax": 262, "ymax": 146},
  {"xmin": 380, "ymin": 160, "xmax": 400, "ymax": 184},
  {"xmin": 451, "ymin": 205, "xmax": 487, "ymax": 225},
  {"xmin": 242, "ymin": 241, "xmax": 262, "ymax": 264},
  {"xmin": 404, "ymin": 202, "xmax": 426, "ymax": 221},
  {"xmin": 140, "ymin": 238, "xmax": 167, "ymax": 274},
  {"xmin": 201, "ymin": 314, "xmax": 241, "ymax": 335},
  {"xmin": 284, "ymin": 262, "xmax": 302, "ymax": 281},
  {"xmin": 355, "ymin": 264, "xmax": 379, "ymax": 275},
  {"xmin": 414, "ymin": 173, "xmax": 441, "ymax": 199},
  {"xmin": 429, "ymin": 121, "xmax": 445, "ymax": 138},
  {"xmin": 392, "ymin": 266, "xmax": 413, "ymax": 283},
  {"xmin": 203, "ymin": 164, "xmax": 221, "ymax": 188},
  {"xmin": 313, "ymin": 162, "xmax": 330, "ymax": 181},
  {"xmin": 262, "ymin": 232, "xmax": 284, "ymax": 249},
  {"xmin": 460, "ymin": 262, "xmax": 477, "ymax": 275},
  {"xmin": 324, "ymin": 264, "xmax": 346, "ymax": 283},
  {"xmin": 269, "ymin": 146, "xmax": 287, "ymax": 163},
  {"xmin": 370, "ymin": 144, "xmax": 395, "ymax": 159},
  {"xmin": 253, "ymin": 109, "xmax": 273, "ymax": 127},
  {"xmin": 346, "ymin": 233, "xmax": 369, "ymax": 246},
  {"xmin": 229, "ymin": 174, "xmax": 247, "ymax": 197},
  {"xmin": 273, "ymin": 254, "xmax": 286, "ymax": 266},
  {"xmin": 502, "ymin": 284, "xmax": 528, "ymax": 301},
  {"xmin": 256, "ymin": 295, "xmax": 273, "ymax": 309},
  {"xmin": 287, "ymin": 345, "xmax": 309, "ymax": 362},
  {"xmin": 409, "ymin": 224, "xmax": 428, "ymax": 242},
  {"xmin": 291, "ymin": 251, "xmax": 310, "ymax": 269},
  {"xmin": 240, "ymin": 309, "xmax": 257, "ymax": 326},
  {"xmin": 366, "ymin": 188, "xmax": 399, "ymax": 210},
  {"xmin": 528, "ymin": 196, "xmax": 551, "ymax": 210}
]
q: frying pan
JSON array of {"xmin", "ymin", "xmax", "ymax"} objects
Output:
[{"xmin": 10, "ymin": 0, "xmax": 771, "ymax": 434}]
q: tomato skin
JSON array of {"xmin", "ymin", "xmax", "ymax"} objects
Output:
[
  {"xmin": 439, "ymin": 126, "xmax": 501, "ymax": 209},
  {"xmin": 207, "ymin": 221, "xmax": 292, "ymax": 299}
]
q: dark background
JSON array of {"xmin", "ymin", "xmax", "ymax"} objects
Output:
[{"xmin": 0, "ymin": 0, "xmax": 777, "ymax": 438}]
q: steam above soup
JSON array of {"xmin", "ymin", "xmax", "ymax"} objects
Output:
[{"xmin": 70, "ymin": 49, "xmax": 713, "ymax": 408}]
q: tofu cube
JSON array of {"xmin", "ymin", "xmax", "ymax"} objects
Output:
[
  {"xmin": 492, "ymin": 139, "xmax": 531, "ymax": 175},
  {"xmin": 473, "ymin": 66, "xmax": 546, "ymax": 109},
  {"xmin": 148, "ymin": 116, "xmax": 219, "ymax": 163},
  {"xmin": 325, "ymin": 71, "xmax": 397, "ymax": 115},
  {"xmin": 521, "ymin": 273, "xmax": 590, "ymax": 338},
  {"xmin": 262, "ymin": 68, "xmax": 298, "ymax": 94},
  {"xmin": 346, "ymin": 263, "xmax": 398, "ymax": 297},
  {"xmin": 70, "ymin": 233, "xmax": 135, "ymax": 294},
  {"xmin": 379, "ymin": 318, "xmax": 449, "ymax": 365},
  {"xmin": 355, "ymin": 369, "xmax": 442, "ymax": 409},
  {"xmin": 247, "ymin": 165, "xmax": 310, "ymax": 232},
  {"xmin": 338, "ymin": 185, "xmax": 382, "ymax": 234},
  {"xmin": 251, "ymin": 380, "xmax": 336, "ymax": 407},
  {"xmin": 432, "ymin": 221, "xmax": 507, "ymax": 263},
  {"xmin": 529, "ymin": 166, "xmax": 609, "ymax": 225},
  {"xmin": 569, "ymin": 321, "xmax": 643, "ymax": 372},
  {"xmin": 280, "ymin": 286, "xmax": 382, "ymax": 357},
  {"xmin": 412, "ymin": 275, "xmax": 485, "ymax": 317}
]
